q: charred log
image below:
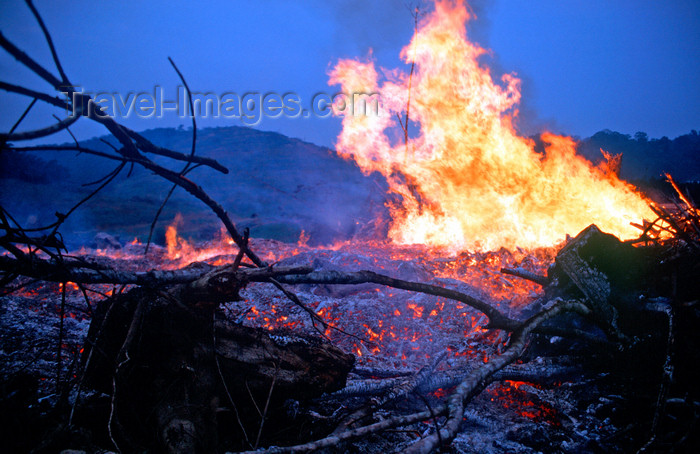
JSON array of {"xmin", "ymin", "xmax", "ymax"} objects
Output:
[
  {"xmin": 82, "ymin": 283, "xmax": 353, "ymax": 453},
  {"xmin": 528, "ymin": 224, "xmax": 700, "ymax": 452},
  {"xmin": 545, "ymin": 224, "xmax": 667, "ymax": 339}
]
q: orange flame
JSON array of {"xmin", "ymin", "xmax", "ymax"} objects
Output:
[
  {"xmin": 329, "ymin": 0, "xmax": 655, "ymax": 251},
  {"xmin": 297, "ymin": 229, "xmax": 310, "ymax": 247},
  {"xmin": 165, "ymin": 214, "xmax": 236, "ymax": 265}
]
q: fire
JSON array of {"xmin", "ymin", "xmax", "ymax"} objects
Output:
[
  {"xmin": 165, "ymin": 214, "xmax": 191, "ymax": 260},
  {"xmin": 164, "ymin": 214, "xmax": 238, "ymax": 266},
  {"xmin": 329, "ymin": 0, "xmax": 655, "ymax": 251},
  {"xmin": 297, "ymin": 229, "xmax": 310, "ymax": 247},
  {"xmin": 59, "ymin": 282, "xmax": 80, "ymax": 292}
]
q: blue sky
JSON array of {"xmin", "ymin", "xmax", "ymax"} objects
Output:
[{"xmin": 1, "ymin": 0, "xmax": 698, "ymax": 148}]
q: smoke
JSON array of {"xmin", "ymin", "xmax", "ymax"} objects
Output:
[
  {"xmin": 463, "ymin": 0, "xmax": 559, "ymax": 137},
  {"xmin": 310, "ymin": 0, "xmax": 425, "ymax": 60}
]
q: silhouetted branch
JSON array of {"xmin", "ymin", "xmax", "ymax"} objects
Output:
[
  {"xmin": 1, "ymin": 7, "xmax": 265, "ymax": 270},
  {"xmin": 142, "ymin": 57, "xmax": 201, "ymax": 253},
  {"xmin": 0, "ymin": 254, "xmax": 310, "ymax": 286},
  {"xmin": 8, "ymin": 98, "xmax": 37, "ymax": 134},
  {"xmin": 1, "ymin": 111, "xmax": 80, "ymax": 142},
  {"xmin": 167, "ymin": 56, "xmax": 197, "ymax": 172},
  {"xmin": 24, "ymin": 0, "xmax": 69, "ymax": 84},
  {"xmin": 0, "ymin": 80, "xmax": 69, "ymax": 110},
  {"xmin": 0, "ymin": 31, "xmax": 64, "ymax": 88},
  {"xmin": 123, "ymin": 128, "xmax": 228, "ymax": 173}
]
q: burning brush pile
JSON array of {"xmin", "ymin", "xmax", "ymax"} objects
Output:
[
  {"xmin": 2, "ymin": 1, "xmax": 700, "ymax": 453},
  {"xmin": 2, "ymin": 214, "xmax": 700, "ymax": 453}
]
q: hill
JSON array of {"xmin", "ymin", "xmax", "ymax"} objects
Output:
[
  {"xmin": 577, "ymin": 129, "xmax": 700, "ymax": 183},
  {"xmin": 2, "ymin": 126, "xmax": 699, "ymax": 248},
  {"xmin": 0, "ymin": 126, "xmax": 388, "ymax": 247}
]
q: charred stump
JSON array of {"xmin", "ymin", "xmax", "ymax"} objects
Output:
[
  {"xmin": 530, "ymin": 224, "xmax": 700, "ymax": 451},
  {"xmin": 82, "ymin": 267, "xmax": 354, "ymax": 453},
  {"xmin": 548, "ymin": 224, "xmax": 657, "ymax": 333}
]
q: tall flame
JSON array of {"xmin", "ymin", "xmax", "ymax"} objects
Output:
[{"xmin": 329, "ymin": 0, "xmax": 655, "ymax": 251}]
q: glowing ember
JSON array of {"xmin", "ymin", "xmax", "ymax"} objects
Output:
[
  {"xmin": 47, "ymin": 214, "xmax": 556, "ymax": 367},
  {"xmin": 329, "ymin": 0, "xmax": 655, "ymax": 251},
  {"xmin": 488, "ymin": 381, "xmax": 561, "ymax": 425}
]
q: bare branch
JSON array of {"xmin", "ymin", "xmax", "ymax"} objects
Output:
[
  {"xmin": 141, "ymin": 57, "xmax": 202, "ymax": 250},
  {"xmin": 238, "ymin": 405, "xmax": 443, "ymax": 454},
  {"xmin": 1, "ymin": 111, "xmax": 80, "ymax": 142},
  {"xmin": 276, "ymin": 269, "xmax": 518, "ymax": 330},
  {"xmin": 0, "ymin": 254, "xmax": 311, "ymax": 287},
  {"xmin": 132, "ymin": 157, "xmax": 266, "ymax": 266},
  {"xmin": 8, "ymin": 98, "xmax": 38, "ymax": 134},
  {"xmin": 2, "ymin": 25, "xmax": 258, "ymax": 269},
  {"xmin": 6, "ymin": 145, "xmax": 125, "ymax": 163},
  {"xmin": 167, "ymin": 57, "xmax": 197, "ymax": 172},
  {"xmin": 0, "ymin": 80, "xmax": 70, "ymax": 109},
  {"xmin": 123, "ymin": 128, "xmax": 228, "ymax": 173},
  {"xmin": 0, "ymin": 31, "xmax": 63, "ymax": 88},
  {"xmin": 405, "ymin": 299, "xmax": 591, "ymax": 453},
  {"xmin": 24, "ymin": 0, "xmax": 70, "ymax": 84}
]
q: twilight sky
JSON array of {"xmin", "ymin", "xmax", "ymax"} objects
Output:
[{"xmin": 1, "ymin": 0, "xmax": 698, "ymax": 148}]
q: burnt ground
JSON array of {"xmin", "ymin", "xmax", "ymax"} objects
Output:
[{"xmin": 1, "ymin": 237, "xmax": 699, "ymax": 453}]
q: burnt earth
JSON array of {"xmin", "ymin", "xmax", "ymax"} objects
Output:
[{"xmin": 1, "ymin": 234, "xmax": 699, "ymax": 453}]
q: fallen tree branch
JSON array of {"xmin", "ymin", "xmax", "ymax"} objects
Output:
[
  {"xmin": 234, "ymin": 300, "xmax": 593, "ymax": 454},
  {"xmin": 0, "ymin": 255, "xmax": 311, "ymax": 286},
  {"xmin": 332, "ymin": 362, "xmax": 583, "ymax": 400},
  {"xmin": 330, "ymin": 352, "xmax": 446, "ymax": 436},
  {"xmin": 276, "ymin": 270, "xmax": 519, "ymax": 331},
  {"xmin": 235, "ymin": 404, "xmax": 444, "ymax": 454},
  {"xmin": 404, "ymin": 299, "xmax": 592, "ymax": 453}
]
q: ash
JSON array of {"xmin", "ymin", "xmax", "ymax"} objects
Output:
[{"xmin": 0, "ymin": 238, "xmax": 679, "ymax": 453}]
